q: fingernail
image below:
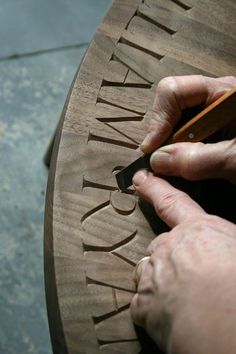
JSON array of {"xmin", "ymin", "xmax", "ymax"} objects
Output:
[
  {"xmin": 133, "ymin": 170, "xmax": 148, "ymax": 187},
  {"xmin": 150, "ymin": 146, "xmax": 173, "ymax": 172},
  {"xmin": 141, "ymin": 133, "xmax": 152, "ymax": 151},
  {"xmin": 133, "ymin": 256, "xmax": 150, "ymax": 284}
]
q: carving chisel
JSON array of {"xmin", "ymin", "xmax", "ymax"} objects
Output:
[{"xmin": 115, "ymin": 87, "xmax": 236, "ymax": 190}]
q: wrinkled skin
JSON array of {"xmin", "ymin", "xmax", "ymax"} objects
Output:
[
  {"xmin": 142, "ymin": 75, "xmax": 236, "ymax": 184},
  {"xmin": 130, "ymin": 76, "xmax": 236, "ymax": 354}
]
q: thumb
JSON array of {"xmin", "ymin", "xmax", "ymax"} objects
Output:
[{"xmin": 150, "ymin": 139, "xmax": 236, "ymax": 184}]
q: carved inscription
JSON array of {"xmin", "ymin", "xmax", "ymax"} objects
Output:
[
  {"xmin": 79, "ymin": 0, "xmax": 211, "ymax": 351},
  {"xmin": 45, "ymin": 0, "xmax": 236, "ymax": 353}
]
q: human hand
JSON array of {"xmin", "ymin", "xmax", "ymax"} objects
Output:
[
  {"xmin": 141, "ymin": 75, "xmax": 236, "ymax": 184},
  {"xmin": 130, "ymin": 171, "xmax": 236, "ymax": 354}
]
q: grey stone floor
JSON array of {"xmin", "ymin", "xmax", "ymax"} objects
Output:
[{"xmin": 0, "ymin": 1, "xmax": 111, "ymax": 353}]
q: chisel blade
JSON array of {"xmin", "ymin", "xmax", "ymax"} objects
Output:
[{"xmin": 115, "ymin": 154, "xmax": 151, "ymax": 190}]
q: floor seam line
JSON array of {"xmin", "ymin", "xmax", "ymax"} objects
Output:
[{"xmin": 0, "ymin": 42, "xmax": 89, "ymax": 62}]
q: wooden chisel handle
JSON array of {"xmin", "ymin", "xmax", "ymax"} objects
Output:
[{"xmin": 167, "ymin": 87, "xmax": 236, "ymax": 144}]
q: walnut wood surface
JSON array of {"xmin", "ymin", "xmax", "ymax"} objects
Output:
[{"xmin": 44, "ymin": 1, "xmax": 236, "ymax": 353}]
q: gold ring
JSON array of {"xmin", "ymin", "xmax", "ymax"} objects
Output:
[{"xmin": 133, "ymin": 256, "xmax": 150, "ymax": 284}]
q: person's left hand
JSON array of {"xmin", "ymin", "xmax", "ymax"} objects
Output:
[{"xmin": 130, "ymin": 170, "xmax": 236, "ymax": 354}]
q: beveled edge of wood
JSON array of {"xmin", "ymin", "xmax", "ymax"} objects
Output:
[{"xmin": 44, "ymin": 59, "xmax": 86, "ymax": 353}]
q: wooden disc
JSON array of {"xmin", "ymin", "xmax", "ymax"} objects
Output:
[{"xmin": 44, "ymin": 0, "xmax": 236, "ymax": 353}]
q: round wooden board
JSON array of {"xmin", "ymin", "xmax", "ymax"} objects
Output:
[{"xmin": 44, "ymin": 0, "xmax": 236, "ymax": 353}]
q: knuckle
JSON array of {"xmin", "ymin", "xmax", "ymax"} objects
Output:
[
  {"xmin": 157, "ymin": 76, "xmax": 177, "ymax": 95},
  {"xmin": 147, "ymin": 233, "xmax": 169, "ymax": 254},
  {"xmin": 191, "ymin": 220, "xmax": 209, "ymax": 233},
  {"xmin": 224, "ymin": 75, "xmax": 236, "ymax": 86},
  {"xmin": 178, "ymin": 142, "xmax": 204, "ymax": 180},
  {"xmin": 154, "ymin": 190, "xmax": 185, "ymax": 220},
  {"xmin": 225, "ymin": 138, "xmax": 236, "ymax": 163},
  {"xmin": 213, "ymin": 140, "xmax": 236, "ymax": 180},
  {"xmin": 177, "ymin": 140, "xmax": 236, "ymax": 181},
  {"xmin": 184, "ymin": 215, "xmax": 216, "ymax": 234}
]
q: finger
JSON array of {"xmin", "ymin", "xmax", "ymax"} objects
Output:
[
  {"xmin": 205, "ymin": 76, "xmax": 236, "ymax": 104},
  {"xmin": 150, "ymin": 140, "xmax": 236, "ymax": 184},
  {"xmin": 133, "ymin": 170, "xmax": 205, "ymax": 227},
  {"xmin": 133, "ymin": 256, "xmax": 150, "ymax": 284},
  {"xmin": 141, "ymin": 75, "xmax": 236, "ymax": 153},
  {"xmin": 130, "ymin": 257, "xmax": 154, "ymax": 327},
  {"xmin": 131, "ymin": 251, "xmax": 176, "ymax": 348},
  {"xmin": 130, "ymin": 257, "xmax": 158, "ymax": 328},
  {"xmin": 130, "ymin": 293, "xmax": 149, "ymax": 328},
  {"xmin": 130, "ymin": 293, "xmax": 143, "ymax": 326}
]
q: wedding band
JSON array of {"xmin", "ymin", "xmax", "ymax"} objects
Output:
[{"xmin": 133, "ymin": 256, "xmax": 150, "ymax": 284}]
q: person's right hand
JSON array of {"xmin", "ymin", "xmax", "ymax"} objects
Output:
[
  {"xmin": 130, "ymin": 171, "xmax": 236, "ymax": 354},
  {"xmin": 141, "ymin": 75, "xmax": 236, "ymax": 184}
]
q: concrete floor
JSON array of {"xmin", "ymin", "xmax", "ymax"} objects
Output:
[{"xmin": 0, "ymin": 1, "xmax": 111, "ymax": 353}]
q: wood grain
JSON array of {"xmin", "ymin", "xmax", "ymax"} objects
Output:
[{"xmin": 44, "ymin": 0, "xmax": 236, "ymax": 353}]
